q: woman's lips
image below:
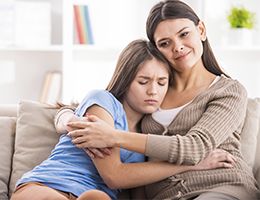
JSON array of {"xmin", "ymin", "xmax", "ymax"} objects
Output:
[{"xmin": 175, "ymin": 51, "xmax": 190, "ymax": 60}]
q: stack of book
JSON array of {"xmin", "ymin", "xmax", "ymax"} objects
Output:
[
  {"xmin": 40, "ymin": 71, "xmax": 62, "ymax": 105},
  {"xmin": 74, "ymin": 5, "xmax": 94, "ymax": 45}
]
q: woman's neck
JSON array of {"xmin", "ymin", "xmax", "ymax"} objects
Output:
[
  {"xmin": 173, "ymin": 64, "xmax": 216, "ymax": 92},
  {"xmin": 161, "ymin": 65, "xmax": 216, "ymax": 109}
]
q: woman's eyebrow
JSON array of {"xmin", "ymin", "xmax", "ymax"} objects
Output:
[{"xmin": 177, "ymin": 26, "xmax": 189, "ymax": 34}]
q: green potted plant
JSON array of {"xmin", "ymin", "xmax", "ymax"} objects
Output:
[
  {"xmin": 226, "ymin": 6, "xmax": 256, "ymax": 46},
  {"xmin": 227, "ymin": 6, "xmax": 255, "ymax": 29}
]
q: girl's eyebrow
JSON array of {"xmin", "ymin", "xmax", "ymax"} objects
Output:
[
  {"xmin": 137, "ymin": 75, "xmax": 168, "ymax": 80},
  {"xmin": 137, "ymin": 76, "xmax": 150, "ymax": 79}
]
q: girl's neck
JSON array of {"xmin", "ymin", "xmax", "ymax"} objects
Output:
[{"xmin": 122, "ymin": 101, "xmax": 143, "ymax": 132}]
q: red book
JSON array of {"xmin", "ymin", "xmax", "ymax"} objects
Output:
[{"xmin": 73, "ymin": 5, "xmax": 86, "ymax": 44}]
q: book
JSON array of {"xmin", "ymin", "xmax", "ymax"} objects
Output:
[
  {"xmin": 83, "ymin": 5, "xmax": 94, "ymax": 44},
  {"xmin": 40, "ymin": 71, "xmax": 62, "ymax": 104},
  {"xmin": 73, "ymin": 5, "xmax": 94, "ymax": 44},
  {"xmin": 73, "ymin": 5, "xmax": 86, "ymax": 44}
]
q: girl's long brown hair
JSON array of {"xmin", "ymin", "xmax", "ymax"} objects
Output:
[{"xmin": 106, "ymin": 39, "xmax": 173, "ymax": 102}]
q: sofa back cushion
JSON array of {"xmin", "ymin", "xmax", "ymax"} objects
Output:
[
  {"xmin": 9, "ymin": 100, "xmax": 60, "ymax": 196},
  {"xmin": 0, "ymin": 105, "xmax": 17, "ymax": 117},
  {"xmin": 252, "ymin": 98, "xmax": 260, "ymax": 184},
  {"xmin": 0, "ymin": 117, "xmax": 16, "ymax": 200},
  {"xmin": 240, "ymin": 98, "xmax": 260, "ymax": 168}
]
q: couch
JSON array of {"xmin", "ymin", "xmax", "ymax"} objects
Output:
[{"xmin": 0, "ymin": 99, "xmax": 260, "ymax": 200}]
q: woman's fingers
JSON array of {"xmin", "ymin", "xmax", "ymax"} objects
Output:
[
  {"xmin": 101, "ymin": 148, "xmax": 111, "ymax": 155},
  {"xmin": 88, "ymin": 148, "xmax": 105, "ymax": 158},
  {"xmin": 83, "ymin": 148, "xmax": 95, "ymax": 158},
  {"xmin": 67, "ymin": 121, "xmax": 90, "ymax": 129},
  {"xmin": 197, "ymin": 149, "xmax": 237, "ymax": 170},
  {"xmin": 211, "ymin": 149, "xmax": 236, "ymax": 165},
  {"xmin": 68, "ymin": 129, "xmax": 87, "ymax": 138}
]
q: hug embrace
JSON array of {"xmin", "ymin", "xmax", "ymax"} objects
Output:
[{"xmin": 11, "ymin": 0, "xmax": 260, "ymax": 200}]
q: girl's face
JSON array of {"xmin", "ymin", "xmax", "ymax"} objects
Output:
[
  {"xmin": 154, "ymin": 18, "xmax": 206, "ymax": 73},
  {"xmin": 123, "ymin": 58, "xmax": 169, "ymax": 116}
]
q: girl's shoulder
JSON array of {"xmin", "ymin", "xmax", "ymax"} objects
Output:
[{"xmin": 75, "ymin": 89, "xmax": 124, "ymax": 118}]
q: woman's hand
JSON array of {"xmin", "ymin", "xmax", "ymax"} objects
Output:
[
  {"xmin": 83, "ymin": 147, "xmax": 112, "ymax": 159},
  {"xmin": 65, "ymin": 115, "xmax": 112, "ymax": 158},
  {"xmin": 194, "ymin": 149, "xmax": 236, "ymax": 170},
  {"xmin": 67, "ymin": 114, "xmax": 118, "ymax": 149}
]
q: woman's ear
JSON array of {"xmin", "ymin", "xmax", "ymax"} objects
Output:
[{"xmin": 198, "ymin": 21, "xmax": 207, "ymax": 41}]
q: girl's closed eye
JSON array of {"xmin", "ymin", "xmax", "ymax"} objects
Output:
[
  {"xmin": 158, "ymin": 81, "xmax": 167, "ymax": 86},
  {"xmin": 157, "ymin": 78, "xmax": 168, "ymax": 86},
  {"xmin": 138, "ymin": 81, "xmax": 148, "ymax": 85}
]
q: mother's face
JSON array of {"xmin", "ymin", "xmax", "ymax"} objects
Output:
[{"xmin": 153, "ymin": 18, "xmax": 206, "ymax": 72}]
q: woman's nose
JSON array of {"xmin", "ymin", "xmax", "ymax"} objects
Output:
[{"xmin": 173, "ymin": 41, "xmax": 184, "ymax": 53}]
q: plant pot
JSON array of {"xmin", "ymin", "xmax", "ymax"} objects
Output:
[{"xmin": 228, "ymin": 28, "xmax": 253, "ymax": 46}]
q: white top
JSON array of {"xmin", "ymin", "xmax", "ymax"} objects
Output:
[{"xmin": 152, "ymin": 76, "xmax": 221, "ymax": 127}]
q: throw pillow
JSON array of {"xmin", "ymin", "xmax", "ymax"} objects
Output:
[
  {"xmin": 0, "ymin": 117, "xmax": 16, "ymax": 200},
  {"xmin": 9, "ymin": 100, "xmax": 60, "ymax": 196},
  {"xmin": 240, "ymin": 98, "xmax": 260, "ymax": 168},
  {"xmin": 253, "ymin": 98, "xmax": 260, "ymax": 184}
]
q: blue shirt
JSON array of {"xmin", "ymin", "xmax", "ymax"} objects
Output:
[{"xmin": 16, "ymin": 90, "xmax": 145, "ymax": 199}]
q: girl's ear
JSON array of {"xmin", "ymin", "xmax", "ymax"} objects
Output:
[{"xmin": 198, "ymin": 21, "xmax": 207, "ymax": 41}]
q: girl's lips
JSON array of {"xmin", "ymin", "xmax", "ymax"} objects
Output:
[{"xmin": 144, "ymin": 99, "xmax": 158, "ymax": 105}]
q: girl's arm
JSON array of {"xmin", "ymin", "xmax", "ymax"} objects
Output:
[{"xmin": 73, "ymin": 105, "xmax": 235, "ymax": 189}]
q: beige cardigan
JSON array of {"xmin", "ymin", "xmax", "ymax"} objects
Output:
[{"xmin": 142, "ymin": 76, "xmax": 260, "ymax": 199}]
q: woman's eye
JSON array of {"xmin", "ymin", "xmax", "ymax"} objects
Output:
[
  {"xmin": 180, "ymin": 32, "xmax": 189, "ymax": 37},
  {"xmin": 158, "ymin": 41, "xmax": 169, "ymax": 48}
]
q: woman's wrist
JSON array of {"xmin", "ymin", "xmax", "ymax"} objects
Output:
[
  {"xmin": 114, "ymin": 129, "xmax": 124, "ymax": 147},
  {"xmin": 113, "ymin": 130, "xmax": 147, "ymax": 154}
]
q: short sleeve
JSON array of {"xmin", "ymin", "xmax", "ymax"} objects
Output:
[
  {"xmin": 74, "ymin": 90, "xmax": 127, "ymax": 130},
  {"xmin": 121, "ymin": 149, "xmax": 145, "ymax": 163}
]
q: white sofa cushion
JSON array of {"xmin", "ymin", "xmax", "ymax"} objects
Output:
[
  {"xmin": 0, "ymin": 117, "xmax": 16, "ymax": 200},
  {"xmin": 253, "ymin": 98, "xmax": 260, "ymax": 184},
  {"xmin": 9, "ymin": 100, "xmax": 59, "ymax": 196},
  {"xmin": 240, "ymin": 98, "xmax": 260, "ymax": 168}
]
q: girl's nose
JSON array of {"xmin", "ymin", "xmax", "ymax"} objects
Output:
[{"xmin": 147, "ymin": 84, "xmax": 157, "ymax": 96}]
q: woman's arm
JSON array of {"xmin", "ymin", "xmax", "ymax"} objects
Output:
[
  {"xmin": 68, "ymin": 81, "xmax": 248, "ymax": 164},
  {"xmin": 72, "ymin": 105, "xmax": 236, "ymax": 189},
  {"xmin": 83, "ymin": 105, "xmax": 189, "ymax": 189},
  {"xmin": 68, "ymin": 114, "xmax": 146, "ymax": 153}
]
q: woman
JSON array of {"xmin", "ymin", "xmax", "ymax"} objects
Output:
[
  {"xmin": 11, "ymin": 39, "xmax": 233, "ymax": 200},
  {"xmin": 65, "ymin": 0, "xmax": 260, "ymax": 199}
]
